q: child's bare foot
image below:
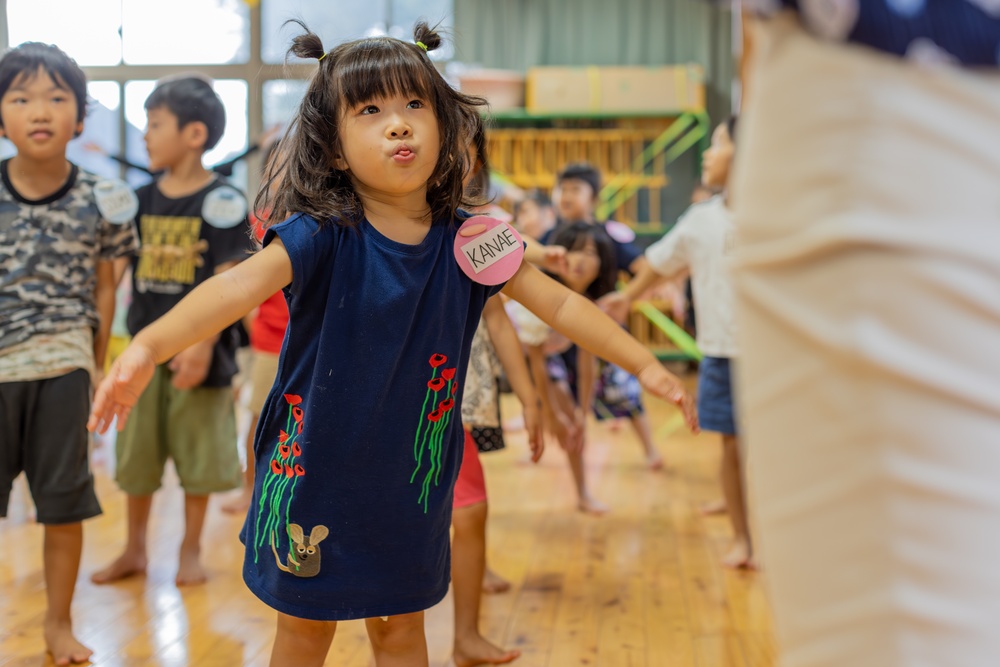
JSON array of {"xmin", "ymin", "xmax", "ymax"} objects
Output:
[
  {"xmin": 699, "ymin": 499, "xmax": 727, "ymax": 516},
  {"xmin": 44, "ymin": 618, "xmax": 93, "ymax": 665},
  {"xmin": 90, "ymin": 552, "xmax": 146, "ymax": 584},
  {"xmin": 721, "ymin": 539, "xmax": 754, "ymax": 570},
  {"xmin": 482, "ymin": 567, "xmax": 511, "ymax": 594},
  {"xmin": 646, "ymin": 453, "xmax": 665, "ymax": 471},
  {"xmin": 221, "ymin": 488, "xmax": 253, "ymax": 515},
  {"xmin": 454, "ymin": 633, "xmax": 521, "ymax": 667},
  {"xmin": 577, "ymin": 496, "xmax": 610, "ymax": 515},
  {"xmin": 176, "ymin": 547, "xmax": 207, "ymax": 586}
]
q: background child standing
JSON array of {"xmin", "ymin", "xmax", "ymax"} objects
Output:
[
  {"xmin": 603, "ymin": 117, "xmax": 750, "ymax": 568},
  {"xmin": 0, "ymin": 42, "xmax": 137, "ymax": 664},
  {"xmin": 92, "ymin": 75, "xmax": 251, "ymax": 587}
]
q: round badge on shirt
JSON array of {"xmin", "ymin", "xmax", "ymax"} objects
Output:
[
  {"xmin": 454, "ymin": 216, "xmax": 525, "ymax": 286},
  {"xmin": 202, "ymin": 185, "xmax": 248, "ymax": 229},
  {"xmin": 94, "ymin": 178, "xmax": 139, "ymax": 224}
]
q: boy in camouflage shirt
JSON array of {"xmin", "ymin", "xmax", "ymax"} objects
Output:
[{"xmin": 0, "ymin": 43, "xmax": 137, "ymax": 664}]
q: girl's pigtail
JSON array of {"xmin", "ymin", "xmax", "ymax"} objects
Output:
[
  {"xmin": 288, "ymin": 20, "xmax": 326, "ymax": 62},
  {"xmin": 413, "ymin": 22, "xmax": 442, "ymax": 53}
]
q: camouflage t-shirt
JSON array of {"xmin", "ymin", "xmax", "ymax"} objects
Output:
[{"xmin": 0, "ymin": 161, "xmax": 138, "ymax": 377}]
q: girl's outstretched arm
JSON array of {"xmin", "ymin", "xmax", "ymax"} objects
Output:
[
  {"xmin": 481, "ymin": 298, "xmax": 544, "ymax": 462},
  {"xmin": 502, "ymin": 262, "xmax": 698, "ymax": 432},
  {"xmin": 88, "ymin": 239, "xmax": 294, "ymax": 433}
]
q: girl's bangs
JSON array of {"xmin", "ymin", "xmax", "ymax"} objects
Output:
[
  {"xmin": 554, "ymin": 226, "xmax": 596, "ymax": 252},
  {"xmin": 338, "ymin": 40, "xmax": 436, "ymax": 109}
]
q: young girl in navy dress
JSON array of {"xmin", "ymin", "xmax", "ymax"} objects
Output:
[{"xmin": 89, "ymin": 22, "xmax": 698, "ymax": 667}]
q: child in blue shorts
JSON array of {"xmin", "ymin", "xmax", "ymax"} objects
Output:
[{"xmin": 604, "ymin": 117, "xmax": 752, "ymax": 568}]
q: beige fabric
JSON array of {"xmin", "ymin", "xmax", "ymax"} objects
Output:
[{"xmin": 732, "ymin": 14, "xmax": 1000, "ymax": 667}]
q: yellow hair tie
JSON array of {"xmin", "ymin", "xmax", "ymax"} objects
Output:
[
  {"xmin": 318, "ymin": 52, "xmax": 327, "ymax": 62},
  {"xmin": 416, "ymin": 41, "xmax": 428, "ymax": 52}
]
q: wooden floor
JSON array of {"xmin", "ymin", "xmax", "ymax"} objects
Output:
[{"xmin": 0, "ymin": 376, "xmax": 775, "ymax": 666}]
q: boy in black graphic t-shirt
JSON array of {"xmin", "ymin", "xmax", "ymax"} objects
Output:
[{"xmin": 92, "ymin": 76, "xmax": 251, "ymax": 588}]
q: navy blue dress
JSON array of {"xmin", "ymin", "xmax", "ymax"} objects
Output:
[
  {"xmin": 753, "ymin": 0, "xmax": 1000, "ymax": 67},
  {"xmin": 239, "ymin": 213, "xmax": 505, "ymax": 620}
]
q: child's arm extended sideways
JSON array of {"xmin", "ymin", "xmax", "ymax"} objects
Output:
[
  {"xmin": 501, "ymin": 262, "xmax": 698, "ymax": 432},
  {"xmin": 88, "ymin": 239, "xmax": 293, "ymax": 433}
]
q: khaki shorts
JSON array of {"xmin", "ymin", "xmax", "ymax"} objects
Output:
[
  {"xmin": 248, "ymin": 350, "xmax": 279, "ymax": 417},
  {"xmin": 115, "ymin": 365, "xmax": 241, "ymax": 496}
]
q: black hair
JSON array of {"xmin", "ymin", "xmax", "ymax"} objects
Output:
[
  {"xmin": 144, "ymin": 75, "xmax": 226, "ymax": 151},
  {"xmin": 726, "ymin": 115, "xmax": 738, "ymax": 144},
  {"xmin": 464, "ymin": 117, "xmax": 491, "ymax": 203},
  {"xmin": 549, "ymin": 222, "xmax": 618, "ymax": 300},
  {"xmin": 556, "ymin": 162, "xmax": 602, "ymax": 199},
  {"xmin": 515, "ymin": 189, "xmax": 552, "ymax": 213},
  {"xmin": 257, "ymin": 21, "xmax": 487, "ymax": 227},
  {"xmin": 0, "ymin": 42, "xmax": 87, "ymax": 130}
]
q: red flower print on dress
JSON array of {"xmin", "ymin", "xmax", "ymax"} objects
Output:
[
  {"xmin": 412, "ymin": 351, "xmax": 458, "ymax": 514},
  {"xmin": 253, "ymin": 391, "xmax": 310, "ymax": 567}
]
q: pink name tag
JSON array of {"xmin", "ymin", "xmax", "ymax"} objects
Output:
[{"xmin": 454, "ymin": 216, "xmax": 524, "ymax": 286}]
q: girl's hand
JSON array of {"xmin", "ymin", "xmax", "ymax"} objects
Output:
[
  {"xmin": 597, "ymin": 292, "xmax": 631, "ymax": 325},
  {"xmin": 635, "ymin": 362, "xmax": 700, "ymax": 433},
  {"xmin": 573, "ymin": 406, "xmax": 588, "ymax": 444},
  {"xmin": 168, "ymin": 339, "xmax": 214, "ymax": 390},
  {"xmin": 546, "ymin": 407, "xmax": 583, "ymax": 454},
  {"xmin": 87, "ymin": 342, "xmax": 158, "ymax": 434},
  {"xmin": 538, "ymin": 245, "xmax": 568, "ymax": 276},
  {"xmin": 523, "ymin": 400, "xmax": 545, "ymax": 463}
]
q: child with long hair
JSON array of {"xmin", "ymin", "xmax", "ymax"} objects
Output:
[
  {"xmin": 509, "ymin": 222, "xmax": 651, "ymax": 513},
  {"xmin": 89, "ymin": 22, "xmax": 696, "ymax": 666}
]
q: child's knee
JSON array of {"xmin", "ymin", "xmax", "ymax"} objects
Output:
[
  {"xmin": 366, "ymin": 612, "xmax": 425, "ymax": 652},
  {"xmin": 277, "ymin": 612, "xmax": 336, "ymax": 646},
  {"xmin": 452, "ymin": 501, "xmax": 487, "ymax": 533}
]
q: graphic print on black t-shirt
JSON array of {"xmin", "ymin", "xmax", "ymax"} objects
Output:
[
  {"xmin": 134, "ymin": 215, "xmax": 207, "ymax": 294},
  {"xmin": 410, "ymin": 353, "xmax": 459, "ymax": 513},
  {"xmin": 127, "ymin": 178, "xmax": 252, "ymax": 388}
]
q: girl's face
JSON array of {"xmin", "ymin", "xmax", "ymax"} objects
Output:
[
  {"xmin": 336, "ymin": 92, "xmax": 440, "ymax": 201},
  {"xmin": 562, "ymin": 236, "xmax": 602, "ymax": 294},
  {"xmin": 514, "ymin": 199, "xmax": 554, "ymax": 241},
  {"xmin": 701, "ymin": 124, "xmax": 734, "ymax": 189}
]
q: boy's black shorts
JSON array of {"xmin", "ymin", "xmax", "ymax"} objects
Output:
[{"xmin": 0, "ymin": 369, "xmax": 102, "ymax": 524}]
